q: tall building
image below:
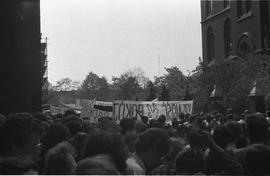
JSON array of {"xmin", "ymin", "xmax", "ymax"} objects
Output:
[
  {"xmin": 201, "ymin": 0, "xmax": 270, "ymax": 64},
  {"xmin": 0, "ymin": 0, "xmax": 41, "ymax": 114},
  {"xmin": 41, "ymin": 36, "xmax": 49, "ymax": 103}
]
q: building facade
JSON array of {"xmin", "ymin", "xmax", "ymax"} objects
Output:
[
  {"xmin": 201, "ymin": 0, "xmax": 270, "ymax": 63},
  {"xmin": 0, "ymin": 0, "xmax": 41, "ymax": 114}
]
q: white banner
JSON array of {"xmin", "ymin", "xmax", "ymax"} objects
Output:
[
  {"xmin": 78, "ymin": 99, "xmax": 113, "ymax": 122},
  {"xmin": 113, "ymin": 100, "xmax": 193, "ymax": 122}
]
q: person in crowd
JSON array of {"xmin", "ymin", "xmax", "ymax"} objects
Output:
[
  {"xmin": 76, "ymin": 154, "xmax": 119, "ymax": 175},
  {"xmin": 63, "ymin": 114, "xmax": 82, "ymax": 137},
  {"xmin": 157, "ymin": 114, "xmax": 166, "ymax": 127},
  {"xmin": 0, "ymin": 113, "xmax": 43, "ymax": 158},
  {"xmin": 82, "ymin": 128, "xmax": 128, "ymax": 174},
  {"xmin": 126, "ymin": 128, "xmax": 171, "ymax": 174},
  {"xmin": 0, "ymin": 157, "xmax": 38, "ymax": 175},
  {"xmin": 205, "ymin": 121, "xmax": 242, "ymax": 174},
  {"xmin": 175, "ymin": 148, "xmax": 204, "ymax": 175},
  {"xmin": 41, "ymin": 123, "xmax": 70, "ymax": 156},
  {"xmin": 235, "ymin": 114, "xmax": 270, "ymax": 175},
  {"xmin": 44, "ymin": 141, "xmax": 77, "ymax": 175},
  {"xmin": 202, "ymin": 131, "xmax": 245, "ymax": 175},
  {"xmin": 64, "ymin": 109, "xmax": 77, "ymax": 118},
  {"xmin": 68, "ymin": 132, "xmax": 87, "ymax": 161},
  {"xmin": 150, "ymin": 137, "xmax": 186, "ymax": 175},
  {"xmin": 119, "ymin": 118, "xmax": 137, "ymax": 153}
]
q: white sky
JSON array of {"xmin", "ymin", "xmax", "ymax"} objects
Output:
[{"xmin": 41, "ymin": 0, "xmax": 202, "ymax": 85}]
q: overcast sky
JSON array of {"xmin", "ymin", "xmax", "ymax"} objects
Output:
[{"xmin": 41, "ymin": 0, "xmax": 202, "ymax": 85}]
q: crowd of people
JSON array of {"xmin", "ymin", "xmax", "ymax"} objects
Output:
[{"xmin": 0, "ymin": 108, "xmax": 270, "ymax": 175}]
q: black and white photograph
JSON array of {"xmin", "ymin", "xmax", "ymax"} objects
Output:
[{"xmin": 0, "ymin": 0, "xmax": 270, "ymax": 175}]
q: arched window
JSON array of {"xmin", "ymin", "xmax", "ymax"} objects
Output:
[
  {"xmin": 207, "ymin": 27, "xmax": 215, "ymax": 62},
  {"xmin": 237, "ymin": 33, "xmax": 254, "ymax": 58},
  {"xmin": 224, "ymin": 19, "xmax": 232, "ymax": 57}
]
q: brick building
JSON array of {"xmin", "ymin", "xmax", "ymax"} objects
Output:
[
  {"xmin": 201, "ymin": 0, "xmax": 270, "ymax": 63},
  {"xmin": 0, "ymin": 0, "xmax": 41, "ymax": 114}
]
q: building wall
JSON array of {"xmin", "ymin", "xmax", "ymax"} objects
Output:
[
  {"xmin": 0, "ymin": 0, "xmax": 41, "ymax": 114},
  {"xmin": 201, "ymin": 0, "xmax": 268, "ymax": 63}
]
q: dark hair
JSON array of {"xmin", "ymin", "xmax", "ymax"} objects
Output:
[
  {"xmin": 32, "ymin": 112, "xmax": 48, "ymax": 122},
  {"xmin": 0, "ymin": 113, "xmax": 43, "ymax": 155},
  {"xmin": 76, "ymin": 155, "xmax": 119, "ymax": 175},
  {"xmin": 157, "ymin": 114, "xmax": 166, "ymax": 124},
  {"xmin": 64, "ymin": 116, "xmax": 82, "ymax": 137},
  {"xmin": 83, "ymin": 128, "xmax": 128, "ymax": 173},
  {"xmin": 245, "ymin": 146, "xmax": 270, "ymax": 175},
  {"xmin": 246, "ymin": 115, "xmax": 269, "ymax": 144},
  {"xmin": 213, "ymin": 125, "xmax": 231, "ymax": 149},
  {"xmin": 119, "ymin": 118, "xmax": 136, "ymax": 135},
  {"xmin": 175, "ymin": 148, "xmax": 204, "ymax": 175},
  {"xmin": 0, "ymin": 157, "xmax": 37, "ymax": 174},
  {"xmin": 44, "ymin": 142, "xmax": 76, "ymax": 175},
  {"xmin": 135, "ymin": 128, "xmax": 171, "ymax": 156},
  {"xmin": 187, "ymin": 128, "xmax": 204, "ymax": 149},
  {"xmin": 148, "ymin": 120, "xmax": 163, "ymax": 128},
  {"xmin": 41, "ymin": 123, "xmax": 70, "ymax": 155},
  {"xmin": 140, "ymin": 115, "xmax": 149, "ymax": 125},
  {"xmin": 64, "ymin": 109, "xmax": 77, "ymax": 117},
  {"xmin": 225, "ymin": 121, "xmax": 242, "ymax": 143}
]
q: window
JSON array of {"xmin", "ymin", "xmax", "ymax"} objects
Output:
[
  {"xmin": 206, "ymin": 0, "xmax": 213, "ymax": 16},
  {"xmin": 224, "ymin": 19, "xmax": 232, "ymax": 57},
  {"xmin": 237, "ymin": 0, "xmax": 252, "ymax": 18},
  {"xmin": 237, "ymin": 0, "xmax": 244, "ymax": 18},
  {"xmin": 224, "ymin": 0, "xmax": 230, "ymax": 8},
  {"xmin": 237, "ymin": 34, "xmax": 254, "ymax": 57},
  {"xmin": 245, "ymin": 0, "xmax": 251, "ymax": 12},
  {"xmin": 207, "ymin": 27, "xmax": 215, "ymax": 62}
]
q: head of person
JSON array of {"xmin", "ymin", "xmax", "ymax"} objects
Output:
[
  {"xmin": 157, "ymin": 114, "xmax": 166, "ymax": 125},
  {"xmin": 82, "ymin": 128, "xmax": 128, "ymax": 173},
  {"xmin": 187, "ymin": 128, "xmax": 204, "ymax": 150},
  {"xmin": 0, "ymin": 113, "xmax": 43, "ymax": 157},
  {"xmin": 119, "ymin": 118, "xmax": 136, "ymax": 135},
  {"xmin": 246, "ymin": 114, "xmax": 269, "ymax": 144},
  {"xmin": 44, "ymin": 142, "xmax": 77, "ymax": 175},
  {"xmin": 64, "ymin": 109, "xmax": 77, "ymax": 118},
  {"xmin": 76, "ymin": 154, "xmax": 119, "ymax": 175},
  {"xmin": 225, "ymin": 121, "xmax": 243, "ymax": 144},
  {"xmin": 41, "ymin": 123, "xmax": 70, "ymax": 155},
  {"xmin": 140, "ymin": 115, "xmax": 149, "ymax": 125},
  {"xmin": 212, "ymin": 125, "xmax": 232, "ymax": 149},
  {"xmin": 148, "ymin": 119, "xmax": 163, "ymax": 128},
  {"xmin": 32, "ymin": 111, "xmax": 48, "ymax": 122},
  {"xmin": 135, "ymin": 128, "xmax": 171, "ymax": 171},
  {"xmin": 175, "ymin": 148, "xmax": 204, "ymax": 175},
  {"xmin": 63, "ymin": 115, "xmax": 82, "ymax": 137},
  {"xmin": 0, "ymin": 157, "xmax": 38, "ymax": 175}
]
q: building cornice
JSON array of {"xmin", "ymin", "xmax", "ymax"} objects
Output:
[{"xmin": 201, "ymin": 7, "xmax": 230, "ymax": 24}]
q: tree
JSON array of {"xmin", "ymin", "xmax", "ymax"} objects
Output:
[
  {"xmin": 191, "ymin": 52, "xmax": 270, "ymax": 113},
  {"xmin": 53, "ymin": 78, "xmax": 74, "ymax": 91},
  {"xmin": 159, "ymin": 84, "xmax": 170, "ymax": 101},
  {"xmin": 125, "ymin": 67, "xmax": 149, "ymax": 88},
  {"xmin": 146, "ymin": 81, "xmax": 156, "ymax": 101},
  {"xmin": 112, "ymin": 73, "xmax": 140, "ymax": 100},
  {"xmin": 80, "ymin": 72, "xmax": 109, "ymax": 99}
]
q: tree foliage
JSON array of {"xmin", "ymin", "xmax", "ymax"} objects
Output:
[
  {"xmin": 53, "ymin": 78, "xmax": 81, "ymax": 91},
  {"xmin": 191, "ymin": 52, "xmax": 270, "ymax": 113}
]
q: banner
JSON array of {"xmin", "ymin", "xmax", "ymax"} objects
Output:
[
  {"xmin": 113, "ymin": 100, "xmax": 193, "ymax": 122},
  {"xmin": 78, "ymin": 99, "xmax": 113, "ymax": 122}
]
